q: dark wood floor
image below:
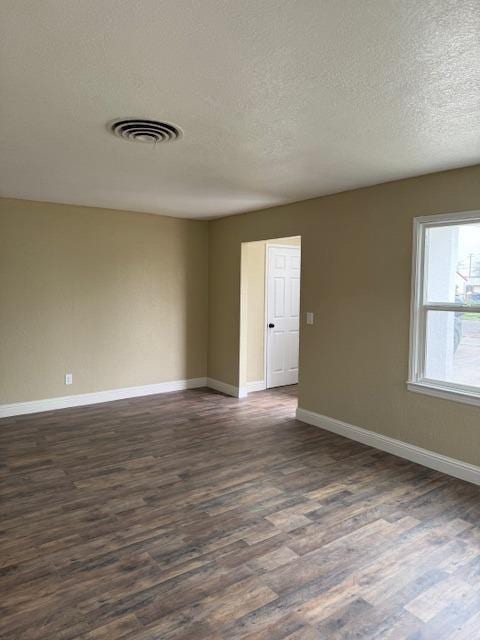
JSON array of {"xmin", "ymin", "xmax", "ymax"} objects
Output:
[{"xmin": 1, "ymin": 386, "xmax": 480, "ymax": 639}]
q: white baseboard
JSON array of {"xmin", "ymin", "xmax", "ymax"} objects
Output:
[
  {"xmin": 296, "ymin": 407, "xmax": 480, "ymax": 486},
  {"xmin": 246, "ymin": 380, "xmax": 266, "ymax": 393},
  {"xmin": 207, "ymin": 378, "xmax": 247, "ymax": 398},
  {"xmin": 0, "ymin": 378, "xmax": 207, "ymax": 418}
]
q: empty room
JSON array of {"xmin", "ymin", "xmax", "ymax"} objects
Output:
[{"xmin": 1, "ymin": 2, "xmax": 480, "ymax": 639}]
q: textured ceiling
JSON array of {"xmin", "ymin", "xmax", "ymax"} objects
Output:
[{"xmin": 1, "ymin": 1, "xmax": 479, "ymax": 219}]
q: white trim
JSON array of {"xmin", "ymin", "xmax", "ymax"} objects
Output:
[
  {"xmin": 407, "ymin": 381, "xmax": 480, "ymax": 408},
  {"xmin": 296, "ymin": 407, "xmax": 480, "ymax": 486},
  {"xmin": 263, "ymin": 243, "xmax": 269, "ymax": 389},
  {"xmin": 206, "ymin": 378, "xmax": 247, "ymax": 398},
  {"xmin": 408, "ymin": 215, "xmax": 425, "ymax": 383},
  {"xmin": 422, "ymin": 303, "xmax": 480, "ymax": 313},
  {"xmin": 246, "ymin": 380, "xmax": 266, "ymax": 393},
  {"xmin": 415, "ymin": 209, "xmax": 480, "ymax": 226},
  {"xmin": 0, "ymin": 378, "xmax": 207, "ymax": 418},
  {"xmin": 264, "ymin": 243, "xmax": 302, "ymax": 249}
]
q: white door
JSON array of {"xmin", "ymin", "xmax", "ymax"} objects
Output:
[{"xmin": 266, "ymin": 245, "xmax": 301, "ymax": 388}]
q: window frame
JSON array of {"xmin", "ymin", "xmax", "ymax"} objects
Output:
[{"xmin": 408, "ymin": 210, "xmax": 480, "ymax": 407}]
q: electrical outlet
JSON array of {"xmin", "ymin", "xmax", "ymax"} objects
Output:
[
  {"xmin": 306, "ymin": 312, "xmax": 314, "ymax": 325},
  {"xmin": 65, "ymin": 373, "xmax": 73, "ymax": 385}
]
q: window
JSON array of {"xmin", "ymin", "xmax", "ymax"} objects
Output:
[{"xmin": 409, "ymin": 211, "xmax": 480, "ymax": 406}]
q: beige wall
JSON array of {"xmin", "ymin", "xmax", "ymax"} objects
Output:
[
  {"xmin": 208, "ymin": 165, "xmax": 480, "ymax": 466},
  {"xmin": 3, "ymin": 166, "xmax": 480, "ymax": 467},
  {"xmin": 243, "ymin": 237, "xmax": 301, "ymax": 383},
  {"xmin": 0, "ymin": 198, "xmax": 208, "ymax": 403}
]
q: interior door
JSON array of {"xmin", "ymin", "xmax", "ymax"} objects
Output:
[{"xmin": 266, "ymin": 245, "xmax": 301, "ymax": 388}]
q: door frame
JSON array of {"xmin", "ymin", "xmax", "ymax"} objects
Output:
[{"xmin": 264, "ymin": 243, "xmax": 301, "ymax": 389}]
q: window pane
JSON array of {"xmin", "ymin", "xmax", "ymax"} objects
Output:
[
  {"xmin": 425, "ymin": 310, "xmax": 480, "ymax": 387},
  {"xmin": 425, "ymin": 222, "xmax": 480, "ymax": 304}
]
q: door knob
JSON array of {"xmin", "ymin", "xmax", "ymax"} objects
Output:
[{"xmin": 268, "ymin": 323, "xmax": 275, "ymax": 328}]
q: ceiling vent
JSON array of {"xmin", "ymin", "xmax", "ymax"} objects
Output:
[{"xmin": 109, "ymin": 119, "xmax": 182, "ymax": 143}]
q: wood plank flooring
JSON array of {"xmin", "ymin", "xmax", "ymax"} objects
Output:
[{"xmin": 1, "ymin": 385, "xmax": 480, "ymax": 639}]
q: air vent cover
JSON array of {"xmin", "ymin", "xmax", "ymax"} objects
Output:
[{"xmin": 109, "ymin": 119, "xmax": 182, "ymax": 143}]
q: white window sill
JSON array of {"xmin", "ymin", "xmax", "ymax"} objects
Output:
[{"xmin": 407, "ymin": 381, "xmax": 480, "ymax": 408}]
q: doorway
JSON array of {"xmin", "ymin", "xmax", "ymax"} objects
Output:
[{"xmin": 239, "ymin": 236, "xmax": 301, "ymax": 396}]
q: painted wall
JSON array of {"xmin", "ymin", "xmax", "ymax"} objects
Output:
[
  {"xmin": 208, "ymin": 165, "xmax": 480, "ymax": 466},
  {"xmin": 3, "ymin": 166, "xmax": 480, "ymax": 468},
  {"xmin": 0, "ymin": 198, "xmax": 208, "ymax": 403},
  {"xmin": 244, "ymin": 237, "xmax": 301, "ymax": 384}
]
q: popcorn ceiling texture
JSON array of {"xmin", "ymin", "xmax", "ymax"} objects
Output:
[{"xmin": 1, "ymin": 0, "xmax": 479, "ymax": 218}]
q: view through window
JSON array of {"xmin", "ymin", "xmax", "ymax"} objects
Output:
[{"xmin": 410, "ymin": 214, "xmax": 480, "ymax": 400}]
